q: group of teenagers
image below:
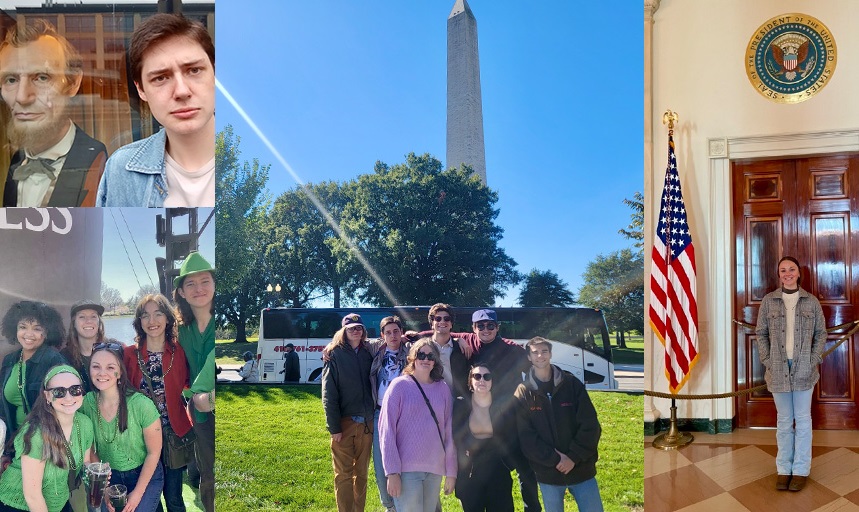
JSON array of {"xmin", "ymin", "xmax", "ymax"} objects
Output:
[
  {"xmin": 0, "ymin": 252, "xmax": 215, "ymax": 512},
  {"xmin": 321, "ymin": 303, "xmax": 604, "ymax": 512}
]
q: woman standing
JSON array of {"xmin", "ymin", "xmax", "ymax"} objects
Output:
[
  {"xmin": 81, "ymin": 342, "xmax": 163, "ymax": 511},
  {"xmin": 453, "ymin": 364, "xmax": 514, "ymax": 512},
  {"xmin": 379, "ymin": 339, "xmax": 457, "ymax": 512},
  {"xmin": 0, "ymin": 365, "xmax": 95, "ymax": 512},
  {"xmin": 123, "ymin": 295, "xmax": 191, "ymax": 512},
  {"xmin": 756, "ymin": 256, "xmax": 826, "ymax": 492},
  {"xmin": 61, "ymin": 300, "xmax": 106, "ymax": 393},
  {"xmin": 0, "ymin": 302, "xmax": 67, "ymax": 456}
]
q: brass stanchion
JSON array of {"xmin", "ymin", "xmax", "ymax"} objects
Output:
[{"xmin": 652, "ymin": 398, "xmax": 693, "ymax": 450}]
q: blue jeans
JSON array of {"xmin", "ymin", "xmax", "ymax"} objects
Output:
[
  {"xmin": 373, "ymin": 409, "xmax": 395, "ymax": 508},
  {"xmin": 772, "ymin": 386, "xmax": 814, "ymax": 476},
  {"xmin": 159, "ymin": 464, "xmax": 187, "ymax": 512},
  {"xmin": 102, "ymin": 462, "xmax": 165, "ymax": 512},
  {"xmin": 539, "ymin": 477, "xmax": 603, "ymax": 512},
  {"xmin": 392, "ymin": 472, "xmax": 443, "ymax": 512}
]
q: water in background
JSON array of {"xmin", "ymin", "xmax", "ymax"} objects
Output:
[{"xmin": 103, "ymin": 316, "xmax": 137, "ymax": 345}]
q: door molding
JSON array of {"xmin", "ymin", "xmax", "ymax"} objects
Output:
[{"xmin": 709, "ymin": 129, "xmax": 859, "ymax": 424}]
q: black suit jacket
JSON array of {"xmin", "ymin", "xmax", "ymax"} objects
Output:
[{"xmin": 3, "ymin": 124, "xmax": 107, "ymax": 207}]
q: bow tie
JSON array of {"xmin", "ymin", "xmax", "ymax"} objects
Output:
[{"xmin": 12, "ymin": 157, "xmax": 59, "ymax": 181}]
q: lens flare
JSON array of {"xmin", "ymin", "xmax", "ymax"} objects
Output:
[{"xmin": 217, "ymin": 79, "xmax": 399, "ymax": 306}]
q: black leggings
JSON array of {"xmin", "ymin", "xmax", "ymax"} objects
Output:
[{"xmin": 456, "ymin": 451, "xmax": 515, "ymax": 512}]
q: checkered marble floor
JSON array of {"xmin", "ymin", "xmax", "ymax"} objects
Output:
[{"xmin": 645, "ymin": 429, "xmax": 859, "ymax": 511}]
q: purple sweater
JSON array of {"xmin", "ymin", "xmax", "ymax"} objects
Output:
[{"xmin": 378, "ymin": 375, "xmax": 457, "ymax": 478}]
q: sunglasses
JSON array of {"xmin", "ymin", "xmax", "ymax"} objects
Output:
[
  {"xmin": 433, "ymin": 315, "xmax": 452, "ymax": 323},
  {"xmin": 93, "ymin": 342, "xmax": 124, "ymax": 352},
  {"xmin": 346, "ymin": 325, "xmax": 364, "ymax": 332},
  {"xmin": 471, "ymin": 373, "xmax": 492, "ymax": 381},
  {"xmin": 475, "ymin": 322, "xmax": 497, "ymax": 331},
  {"xmin": 46, "ymin": 385, "xmax": 84, "ymax": 399},
  {"xmin": 415, "ymin": 352, "xmax": 436, "ymax": 361}
]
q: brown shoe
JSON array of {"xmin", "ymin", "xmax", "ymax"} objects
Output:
[
  {"xmin": 776, "ymin": 474, "xmax": 791, "ymax": 490},
  {"xmin": 789, "ymin": 475, "xmax": 807, "ymax": 491}
]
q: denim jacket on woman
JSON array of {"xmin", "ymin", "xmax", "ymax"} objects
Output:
[
  {"xmin": 96, "ymin": 129, "xmax": 169, "ymax": 207},
  {"xmin": 755, "ymin": 287, "xmax": 826, "ymax": 393}
]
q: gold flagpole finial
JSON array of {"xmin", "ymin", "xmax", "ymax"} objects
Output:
[{"xmin": 662, "ymin": 110, "xmax": 678, "ymax": 131}]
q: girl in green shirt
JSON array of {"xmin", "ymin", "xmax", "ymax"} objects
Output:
[
  {"xmin": 81, "ymin": 342, "xmax": 162, "ymax": 512},
  {"xmin": 0, "ymin": 364, "xmax": 95, "ymax": 512}
]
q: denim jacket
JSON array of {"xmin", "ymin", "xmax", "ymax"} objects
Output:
[
  {"xmin": 96, "ymin": 129, "xmax": 169, "ymax": 207},
  {"xmin": 755, "ymin": 287, "xmax": 826, "ymax": 393}
]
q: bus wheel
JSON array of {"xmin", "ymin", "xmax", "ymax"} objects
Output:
[{"xmin": 309, "ymin": 368, "xmax": 323, "ymax": 382}]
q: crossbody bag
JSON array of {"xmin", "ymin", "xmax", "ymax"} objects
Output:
[{"xmin": 409, "ymin": 375, "xmax": 444, "ymax": 446}]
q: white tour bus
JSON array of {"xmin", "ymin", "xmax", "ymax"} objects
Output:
[{"xmin": 253, "ymin": 306, "xmax": 618, "ymax": 390}]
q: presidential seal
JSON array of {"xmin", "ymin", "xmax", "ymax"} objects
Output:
[{"xmin": 745, "ymin": 13, "xmax": 836, "ymax": 104}]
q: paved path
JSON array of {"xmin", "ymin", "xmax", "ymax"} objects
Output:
[{"xmin": 615, "ymin": 364, "xmax": 644, "ymax": 392}]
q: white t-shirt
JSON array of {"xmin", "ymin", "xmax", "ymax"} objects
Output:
[
  {"xmin": 783, "ymin": 291, "xmax": 800, "ymax": 360},
  {"xmin": 376, "ymin": 349, "xmax": 402, "ymax": 406},
  {"xmin": 163, "ymin": 153, "xmax": 215, "ymax": 207}
]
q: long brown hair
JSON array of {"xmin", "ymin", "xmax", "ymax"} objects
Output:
[
  {"xmin": 90, "ymin": 341, "xmax": 138, "ymax": 433},
  {"xmin": 331, "ymin": 324, "xmax": 367, "ymax": 349},
  {"xmin": 21, "ymin": 367, "xmax": 84, "ymax": 468},
  {"xmin": 62, "ymin": 309, "xmax": 105, "ymax": 371},
  {"xmin": 173, "ymin": 271, "xmax": 216, "ymax": 326},
  {"xmin": 402, "ymin": 338, "xmax": 444, "ymax": 382},
  {"xmin": 133, "ymin": 294, "xmax": 178, "ymax": 349}
]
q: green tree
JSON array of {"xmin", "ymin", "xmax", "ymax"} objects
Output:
[
  {"xmin": 266, "ymin": 181, "xmax": 360, "ymax": 308},
  {"xmin": 576, "ymin": 248, "xmax": 644, "ymax": 347},
  {"xmin": 518, "ymin": 269, "xmax": 575, "ymax": 307},
  {"xmin": 618, "ymin": 191, "xmax": 644, "ymax": 252},
  {"xmin": 215, "ymin": 125, "xmax": 270, "ymax": 342},
  {"xmin": 340, "ymin": 153, "xmax": 521, "ymax": 305}
]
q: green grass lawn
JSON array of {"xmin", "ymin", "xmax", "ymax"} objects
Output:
[
  {"xmin": 216, "ymin": 338, "xmax": 257, "ymax": 366},
  {"xmin": 610, "ymin": 335, "xmax": 644, "ymax": 366},
  {"xmin": 215, "ymin": 385, "xmax": 643, "ymax": 512}
]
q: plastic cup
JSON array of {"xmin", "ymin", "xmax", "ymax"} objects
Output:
[
  {"xmin": 85, "ymin": 462, "xmax": 111, "ymax": 508},
  {"xmin": 106, "ymin": 484, "xmax": 127, "ymax": 511}
]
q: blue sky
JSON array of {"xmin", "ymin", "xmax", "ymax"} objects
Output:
[
  {"xmin": 216, "ymin": 1, "xmax": 643, "ymax": 306},
  {"xmin": 102, "ymin": 208, "xmax": 215, "ymax": 300}
]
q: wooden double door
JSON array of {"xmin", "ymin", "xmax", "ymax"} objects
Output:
[{"xmin": 735, "ymin": 154, "xmax": 859, "ymax": 429}]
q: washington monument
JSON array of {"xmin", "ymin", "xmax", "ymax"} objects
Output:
[{"xmin": 447, "ymin": 0, "xmax": 486, "ymax": 184}]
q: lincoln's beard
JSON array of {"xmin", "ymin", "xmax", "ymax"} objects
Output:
[{"xmin": 6, "ymin": 106, "xmax": 70, "ymax": 154}]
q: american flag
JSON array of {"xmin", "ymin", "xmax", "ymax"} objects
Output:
[{"xmin": 649, "ymin": 133, "xmax": 699, "ymax": 393}]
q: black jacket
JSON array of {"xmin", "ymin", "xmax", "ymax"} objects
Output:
[
  {"xmin": 283, "ymin": 350, "xmax": 300, "ymax": 382},
  {"xmin": 467, "ymin": 334, "xmax": 529, "ymax": 407},
  {"xmin": 514, "ymin": 364, "xmax": 601, "ymax": 485},
  {"xmin": 0, "ymin": 344, "xmax": 67, "ymax": 446},
  {"xmin": 321, "ymin": 341, "xmax": 374, "ymax": 434},
  {"xmin": 453, "ymin": 394, "xmax": 518, "ymax": 478},
  {"xmin": 4, "ymin": 125, "xmax": 107, "ymax": 207}
]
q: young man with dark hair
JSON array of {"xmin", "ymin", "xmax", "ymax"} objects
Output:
[
  {"xmin": 515, "ymin": 337, "xmax": 603, "ymax": 512},
  {"xmin": 173, "ymin": 251, "xmax": 216, "ymax": 512},
  {"xmin": 425, "ymin": 303, "xmax": 470, "ymax": 398},
  {"xmin": 97, "ymin": 13, "xmax": 214, "ymax": 207},
  {"xmin": 0, "ymin": 19, "xmax": 107, "ymax": 206}
]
